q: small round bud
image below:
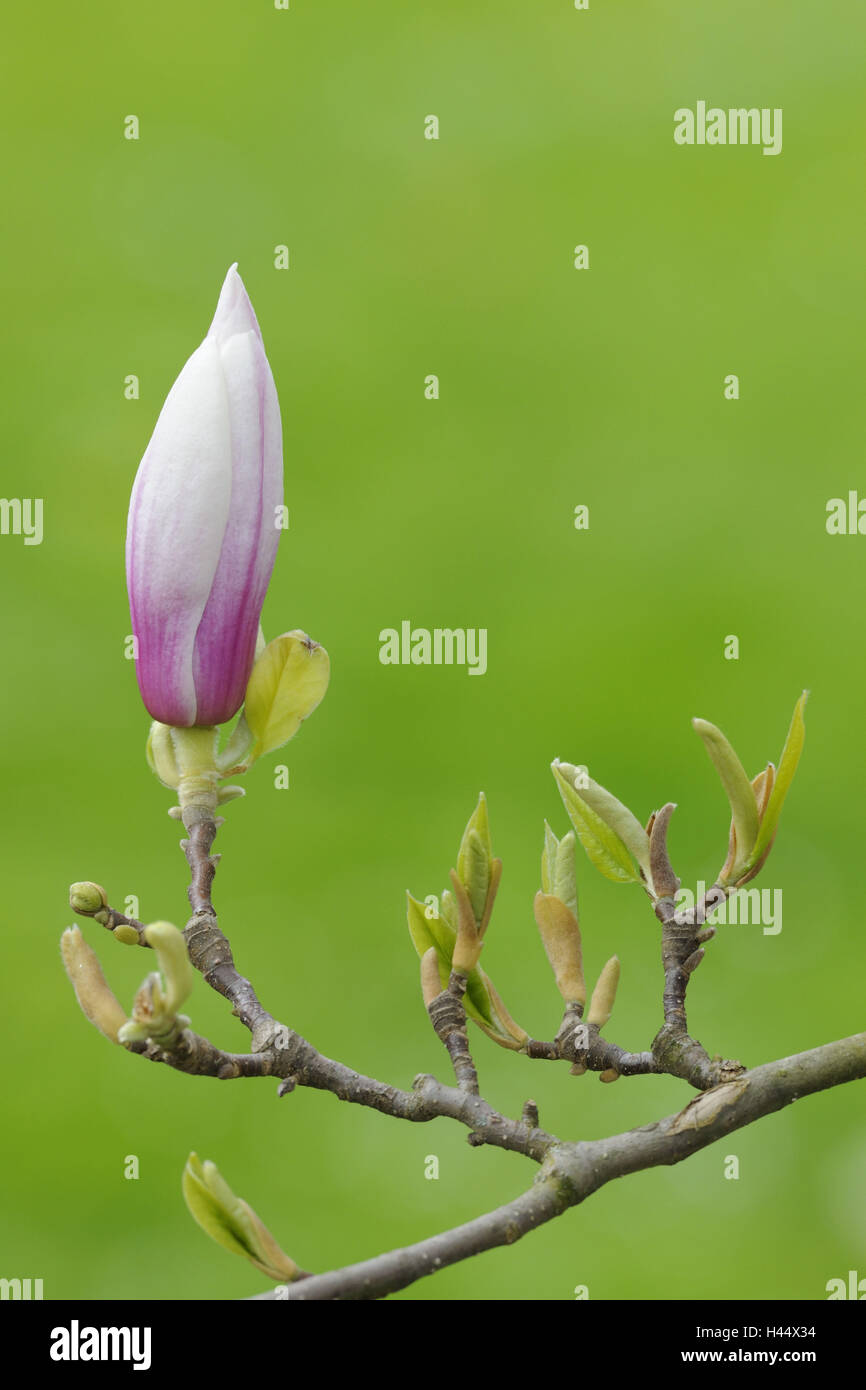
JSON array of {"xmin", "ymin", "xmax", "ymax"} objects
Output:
[{"xmin": 69, "ymin": 881, "xmax": 108, "ymax": 915}]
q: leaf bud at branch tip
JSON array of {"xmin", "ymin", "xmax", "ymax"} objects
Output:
[
  {"xmin": 649, "ymin": 802, "xmax": 680, "ymax": 900},
  {"xmin": 455, "ymin": 794, "xmax": 501, "ymax": 933},
  {"xmin": 586, "ymin": 956, "xmax": 621, "ymax": 1030},
  {"xmin": 60, "ymin": 927, "xmax": 128, "ymax": 1044},
  {"xmin": 534, "ymin": 890, "xmax": 585, "ymax": 1006}
]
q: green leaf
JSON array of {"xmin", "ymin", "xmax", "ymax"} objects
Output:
[
  {"xmin": 216, "ymin": 713, "xmax": 256, "ymax": 776},
  {"xmin": 182, "ymin": 1154, "xmax": 299, "ymax": 1283},
  {"xmin": 692, "ymin": 718, "xmax": 759, "ymax": 883},
  {"xmin": 460, "ymin": 829, "xmax": 490, "ymax": 921},
  {"xmin": 244, "ymin": 630, "xmax": 330, "ymax": 759},
  {"xmin": 553, "ymin": 830, "xmax": 578, "ymax": 917},
  {"xmin": 406, "ymin": 893, "xmax": 494, "ymax": 1025},
  {"xmin": 575, "ymin": 776, "xmax": 651, "ymax": 875},
  {"xmin": 406, "ymin": 893, "xmax": 455, "ymax": 957},
  {"xmin": 744, "ymin": 692, "xmax": 808, "ymax": 871},
  {"xmin": 182, "ymin": 1154, "xmax": 252, "ymax": 1262},
  {"xmin": 541, "ymin": 821, "xmax": 559, "ymax": 896},
  {"xmin": 540, "ymin": 823, "xmax": 578, "ymax": 917},
  {"xmin": 472, "ymin": 970, "xmax": 529, "ymax": 1049},
  {"xmin": 552, "ymin": 763, "xmax": 641, "ymax": 884},
  {"xmin": 143, "ymin": 921, "xmax": 193, "ymax": 1016},
  {"xmin": 456, "ymin": 795, "xmax": 493, "ymax": 921}
]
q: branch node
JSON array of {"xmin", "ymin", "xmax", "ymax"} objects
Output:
[{"xmin": 521, "ymin": 1099, "xmax": 540, "ymax": 1128}]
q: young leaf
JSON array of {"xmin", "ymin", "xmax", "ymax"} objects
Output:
[
  {"xmin": 743, "ymin": 692, "xmax": 808, "ymax": 872},
  {"xmin": 406, "ymin": 893, "xmax": 455, "ymax": 962},
  {"xmin": 182, "ymin": 1154, "xmax": 299, "ymax": 1283},
  {"xmin": 244, "ymin": 631, "xmax": 330, "ymax": 759},
  {"xmin": 406, "ymin": 893, "xmax": 495, "ymax": 1025},
  {"xmin": 182, "ymin": 1155, "xmax": 251, "ymax": 1262},
  {"xmin": 471, "ymin": 972, "xmax": 529, "ymax": 1050},
  {"xmin": 541, "ymin": 821, "xmax": 559, "ymax": 896},
  {"xmin": 540, "ymin": 824, "xmax": 578, "ymax": 916},
  {"xmin": 576, "ymin": 777, "xmax": 651, "ymax": 876},
  {"xmin": 692, "ymin": 718, "xmax": 759, "ymax": 883},
  {"xmin": 552, "ymin": 763, "xmax": 641, "ymax": 884},
  {"xmin": 456, "ymin": 794, "xmax": 493, "ymax": 922}
]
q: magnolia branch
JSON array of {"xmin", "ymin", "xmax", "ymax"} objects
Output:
[
  {"xmin": 252, "ymin": 1032, "xmax": 866, "ymax": 1300},
  {"xmin": 68, "ymin": 790, "xmax": 861, "ymax": 1301}
]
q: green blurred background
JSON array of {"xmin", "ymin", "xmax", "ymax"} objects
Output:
[{"xmin": 2, "ymin": 0, "xmax": 864, "ymax": 1301}]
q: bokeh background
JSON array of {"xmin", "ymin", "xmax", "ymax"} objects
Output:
[{"xmin": 2, "ymin": 0, "xmax": 864, "ymax": 1301}]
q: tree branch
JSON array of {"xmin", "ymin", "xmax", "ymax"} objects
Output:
[
  {"xmin": 253, "ymin": 1170, "xmax": 569, "ymax": 1300},
  {"xmin": 426, "ymin": 971, "xmax": 480, "ymax": 1093},
  {"xmin": 252, "ymin": 1032, "xmax": 866, "ymax": 1300},
  {"xmin": 73, "ymin": 802, "xmax": 863, "ymax": 1302}
]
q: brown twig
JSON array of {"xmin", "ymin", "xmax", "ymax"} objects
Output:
[
  {"xmin": 250, "ymin": 1033, "xmax": 866, "ymax": 1300},
  {"xmin": 71, "ymin": 803, "xmax": 861, "ymax": 1301},
  {"xmin": 426, "ymin": 971, "xmax": 480, "ymax": 1094}
]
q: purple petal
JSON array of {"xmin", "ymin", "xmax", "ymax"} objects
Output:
[
  {"xmin": 191, "ymin": 329, "xmax": 283, "ymax": 726},
  {"xmin": 126, "ymin": 338, "xmax": 232, "ymax": 725},
  {"xmin": 126, "ymin": 265, "xmax": 283, "ymax": 728}
]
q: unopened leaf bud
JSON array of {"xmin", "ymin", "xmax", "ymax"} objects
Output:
[
  {"xmin": 420, "ymin": 947, "xmax": 442, "ymax": 1007},
  {"xmin": 586, "ymin": 956, "xmax": 621, "ymax": 1030},
  {"xmin": 60, "ymin": 927, "xmax": 128, "ymax": 1043},
  {"xmin": 533, "ymin": 891, "xmax": 585, "ymax": 1005}
]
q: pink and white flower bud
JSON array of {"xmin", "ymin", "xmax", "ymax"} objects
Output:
[{"xmin": 126, "ymin": 265, "xmax": 283, "ymax": 727}]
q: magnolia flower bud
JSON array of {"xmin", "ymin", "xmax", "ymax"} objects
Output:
[
  {"xmin": 126, "ymin": 265, "xmax": 283, "ymax": 728},
  {"xmin": 69, "ymin": 882, "xmax": 108, "ymax": 916}
]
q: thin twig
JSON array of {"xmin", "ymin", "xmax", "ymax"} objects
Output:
[{"xmin": 251, "ymin": 1033, "xmax": 866, "ymax": 1300}]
